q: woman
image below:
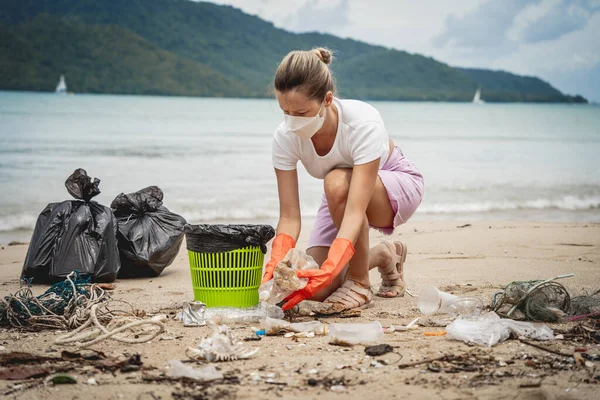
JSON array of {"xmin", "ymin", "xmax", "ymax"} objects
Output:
[{"xmin": 262, "ymin": 48, "xmax": 424, "ymax": 312}]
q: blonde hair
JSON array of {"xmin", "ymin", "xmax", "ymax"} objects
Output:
[{"xmin": 274, "ymin": 48, "xmax": 335, "ymax": 101}]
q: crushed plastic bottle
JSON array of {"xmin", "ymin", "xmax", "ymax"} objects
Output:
[
  {"xmin": 205, "ymin": 303, "xmax": 284, "ymax": 325},
  {"xmin": 262, "ymin": 317, "xmax": 327, "ymax": 336},
  {"xmin": 177, "ymin": 301, "xmax": 284, "ymax": 326}
]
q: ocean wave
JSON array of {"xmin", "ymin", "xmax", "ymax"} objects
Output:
[
  {"xmin": 419, "ymin": 195, "xmax": 600, "ymax": 214},
  {"xmin": 2, "ymin": 195, "xmax": 598, "ymax": 234},
  {"xmin": 180, "ymin": 207, "xmax": 319, "ymax": 223},
  {"xmin": 0, "ymin": 213, "xmax": 37, "ymax": 232}
]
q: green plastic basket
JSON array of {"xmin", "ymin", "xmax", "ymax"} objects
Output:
[{"xmin": 188, "ymin": 245, "xmax": 264, "ymax": 307}]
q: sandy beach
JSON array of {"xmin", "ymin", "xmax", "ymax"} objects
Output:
[{"xmin": 1, "ymin": 220, "xmax": 599, "ymax": 399}]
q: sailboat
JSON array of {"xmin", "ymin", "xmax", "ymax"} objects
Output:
[
  {"xmin": 55, "ymin": 75, "xmax": 67, "ymax": 94},
  {"xmin": 472, "ymin": 88, "xmax": 485, "ymax": 104}
]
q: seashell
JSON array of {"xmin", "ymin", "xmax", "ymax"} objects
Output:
[{"xmin": 186, "ymin": 321, "xmax": 259, "ymax": 362}]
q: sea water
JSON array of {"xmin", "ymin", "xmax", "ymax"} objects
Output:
[{"xmin": 1, "ymin": 91, "xmax": 599, "ymax": 243}]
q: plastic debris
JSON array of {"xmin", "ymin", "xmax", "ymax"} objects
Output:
[
  {"xmin": 176, "ymin": 303, "xmax": 283, "ymax": 326},
  {"xmin": 493, "ymin": 274, "xmax": 574, "ymax": 322},
  {"xmin": 186, "ymin": 322, "xmax": 259, "ymax": 362},
  {"xmin": 263, "ymin": 317, "xmax": 327, "ymax": 336},
  {"xmin": 259, "ymin": 249, "xmax": 319, "ymax": 304},
  {"xmin": 168, "ymin": 360, "xmax": 223, "ymax": 381},
  {"xmin": 328, "ymin": 321, "xmax": 384, "ymax": 346},
  {"xmin": 424, "ymin": 331, "xmax": 447, "ymax": 336},
  {"xmin": 384, "ymin": 317, "xmax": 420, "ymax": 333},
  {"xmin": 419, "ymin": 287, "xmax": 483, "ymax": 319},
  {"xmin": 181, "ymin": 301, "xmax": 207, "ymax": 327},
  {"xmin": 446, "ymin": 312, "xmax": 554, "ymax": 347}
]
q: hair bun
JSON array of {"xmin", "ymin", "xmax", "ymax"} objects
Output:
[{"xmin": 312, "ymin": 48, "xmax": 332, "ymax": 65}]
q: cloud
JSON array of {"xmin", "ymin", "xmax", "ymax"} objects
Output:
[
  {"xmin": 431, "ymin": 0, "xmax": 600, "ymax": 99},
  {"xmin": 203, "ymin": 0, "xmax": 600, "ymax": 100},
  {"xmin": 508, "ymin": 0, "xmax": 594, "ymax": 43},
  {"xmin": 282, "ymin": 0, "xmax": 350, "ymax": 33},
  {"xmin": 433, "ymin": 0, "xmax": 532, "ymax": 49}
]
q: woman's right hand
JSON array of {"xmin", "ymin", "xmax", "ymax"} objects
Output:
[{"xmin": 262, "ymin": 233, "xmax": 296, "ymax": 283}]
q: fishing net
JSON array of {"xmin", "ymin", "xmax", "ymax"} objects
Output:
[
  {"xmin": 569, "ymin": 289, "xmax": 600, "ymax": 320},
  {"xmin": 493, "ymin": 280, "xmax": 571, "ymax": 322},
  {"xmin": 0, "ymin": 272, "xmax": 109, "ymax": 330}
]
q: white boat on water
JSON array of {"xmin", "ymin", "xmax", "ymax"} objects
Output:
[
  {"xmin": 55, "ymin": 75, "xmax": 68, "ymax": 94},
  {"xmin": 472, "ymin": 88, "xmax": 485, "ymax": 104}
]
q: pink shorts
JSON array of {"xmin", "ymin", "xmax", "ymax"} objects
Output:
[{"xmin": 307, "ymin": 147, "xmax": 424, "ymax": 249}]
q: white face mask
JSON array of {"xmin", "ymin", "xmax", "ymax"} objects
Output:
[{"xmin": 284, "ymin": 103, "xmax": 325, "ymax": 139}]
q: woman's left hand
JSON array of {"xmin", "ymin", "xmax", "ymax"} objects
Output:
[{"xmin": 281, "ymin": 238, "xmax": 355, "ymax": 310}]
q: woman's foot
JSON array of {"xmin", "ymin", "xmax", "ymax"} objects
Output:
[
  {"xmin": 323, "ymin": 279, "xmax": 373, "ymax": 313},
  {"xmin": 376, "ymin": 241, "xmax": 407, "ymax": 298}
]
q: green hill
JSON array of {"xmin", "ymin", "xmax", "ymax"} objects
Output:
[
  {"xmin": 0, "ymin": 0, "xmax": 588, "ymax": 102},
  {"xmin": 0, "ymin": 15, "xmax": 243, "ymax": 96}
]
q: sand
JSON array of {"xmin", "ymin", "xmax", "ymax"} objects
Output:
[{"xmin": 0, "ymin": 221, "xmax": 599, "ymax": 399}]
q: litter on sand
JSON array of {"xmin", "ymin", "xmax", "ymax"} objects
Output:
[
  {"xmin": 259, "ymin": 248, "xmax": 319, "ymax": 305},
  {"xmin": 186, "ymin": 321, "xmax": 259, "ymax": 362},
  {"xmin": 168, "ymin": 360, "xmax": 223, "ymax": 382},
  {"xmin": 176, "ymin": 302, "xmax": 284, "ymax": 326},
  {"xmin": 493, "ymin": 274, "xmax": 574, "ymax": 322},
  {"xmin": 446, "ymin": 311, "xmax": 554, "ymax": 347},
  {"xmin": 328, "ymin": 321, "xmax": 384, "ymax": 346}
]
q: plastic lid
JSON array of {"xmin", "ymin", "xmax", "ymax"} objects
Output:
[{"xmin": 446, "ymin": 297, "xmax": 483, "ymax": 319}]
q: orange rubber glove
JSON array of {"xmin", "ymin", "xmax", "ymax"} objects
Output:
[
  {"xmin": 261, "ymin": 233, "xmax": 296, "ymax": 284},
  {"xmin": 281, "ymin": 238, "xmax": 355, "ymax": 310}
]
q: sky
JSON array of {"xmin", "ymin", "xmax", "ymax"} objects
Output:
[{"xmin": 204, "ymin": 0, "xmax": 600, "ymax": 102}]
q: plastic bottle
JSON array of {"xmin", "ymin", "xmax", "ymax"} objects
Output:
[
  {"xmin": 263, "ymin": 317, "xmax": 327, "ymax": 335},
  {"xmin": 328, "ymin": 321, "xmax": 384, "ymax": 346},
  {"xmin": 204, "ymin": 303, "xmax": 284, "ymax": 325}
]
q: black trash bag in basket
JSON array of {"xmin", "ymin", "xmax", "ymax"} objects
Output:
[
  {"xmin": 111, "ymin": 186, "xmax": 186, "ymax": 278},
  {"xmin": 21, "ymin": 169, "xmax": 120, "ymax": 283},
  {"xmin": 184, "ymin": 224, "xmax": 275, "ymax": 253}
]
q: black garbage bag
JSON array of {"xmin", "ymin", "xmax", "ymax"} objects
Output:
[
  {"xmin": 185, "ymin": 224, "xmax": 275, "ymax": 254},
  {"xmin": 111, "ymin": 186, "xmax": 186, "ymax": 278},
  {"xmin": 21, "ymin": 169, "xmax": 120, "ymax": 283}
]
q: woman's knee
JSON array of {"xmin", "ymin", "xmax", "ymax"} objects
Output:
[{"xmin": 324, "ymin": 169, "xmax": 351, "ymax": 207}]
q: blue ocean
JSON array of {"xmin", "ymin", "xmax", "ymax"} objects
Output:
[{"xmin": 1, "ymin": 91, "xmax": 599, "ymax": 243}]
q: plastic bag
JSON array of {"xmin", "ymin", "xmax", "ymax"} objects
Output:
[
  {"xmin": 446, "ymin": 312, "xmax": 554, "ymax": 347},
  {"xmin": 21, "ymin": 169, "xmax": 120, "ymax": 283},
  {"xmin": 185, "ymin": 224, "xmax": 275, "ymax": 253},
  {"xmin": 111, "ymin": 186, "xmax": 186, "ymax": 277},
  {"xmin": 168, "ymin": 360, "xmax": 223, "ymax": 381},
  {"xmin": 259, "ymin": 248, "xmax": 319, "ymax": 304}
]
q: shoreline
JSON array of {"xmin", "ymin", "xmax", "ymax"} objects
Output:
[
  {"xmin": 1, "ymin": 220, "xmax": 599, "ymax": 399},
  {"xmin": 1, "ymin": 90, "xmax": 595, "ymax": 104}
]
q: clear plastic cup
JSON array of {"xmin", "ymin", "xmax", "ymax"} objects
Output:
[{"xmin": 418, "ymin": 286, "xmax": 460, "ymax": 315}]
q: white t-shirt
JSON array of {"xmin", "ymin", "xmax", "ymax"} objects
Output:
[{"xmin": 272, "ymin": 97, "xmax": 390, "ymax": 179}]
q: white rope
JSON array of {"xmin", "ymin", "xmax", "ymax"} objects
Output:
[{"xmin": 54, "ymin": 303, "xmax": 165, "ymax": 348}]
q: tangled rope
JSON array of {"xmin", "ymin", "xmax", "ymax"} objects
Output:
[
  {"xmin": 55, "ymin": 304, "xmax": 165, "ymax": 348},
  {"xmin": 0, "ymin": 272, "xmax": 106, "ymax": 330},
  {"xmin": 1, "ymin": 272, "xmax": 165, "ymax": 347}
]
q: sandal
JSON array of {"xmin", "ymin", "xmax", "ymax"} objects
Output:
[
  {"xmin": 324, "ymin": 280, "xmax": 374, "ymax": 313},
  {"xmin": 376, "ymin": 241, "xmax": 407, "ymax": 298}
]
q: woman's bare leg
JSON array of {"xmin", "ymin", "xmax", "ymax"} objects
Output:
[{"xmin": 304, "ymin": 168, "xmax": 395, "ymax": 303}]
